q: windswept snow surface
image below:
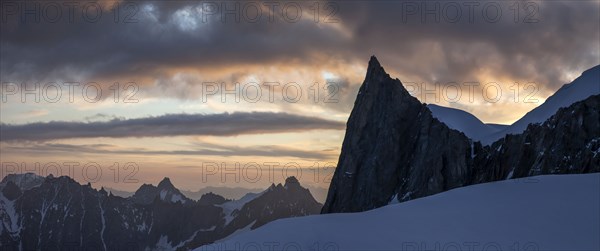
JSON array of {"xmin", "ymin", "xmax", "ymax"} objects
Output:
[{"xmin": 200, "ymin": 174, "xmax": 600, "ymax": 251}]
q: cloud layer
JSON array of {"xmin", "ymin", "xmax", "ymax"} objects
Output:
[
  {"xmin": 0, "ymin": 112, "xmax": 344, "ymax": 141},
  {"xmin": 3, "ymin": 142, "xmax": 336, "ymax": 160},
  {"xmin": 2, "ymin": 0, "xmax": 598, "ymax": 89},
  {"xmin": 1, "ymin": 1, "xmax": 599, "ymax": 133}
]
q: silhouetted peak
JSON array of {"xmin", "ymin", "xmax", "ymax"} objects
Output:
[
  {"xmin": 198, "ymin": 192, "xmax": 229, "ymax": 205},
  {"xmin": 99, "ymin": 187, "xmax": 108, "ymax": 196},
  {"xmin": 158, "ymin": 177, "xmax": 174, "ymax": 189},
  {"xmin": 365, "ymin": 55, "xmax": 389, "ymax": 80},
  {"xmin": 368, "ymin": 55, "xmax": 381, "ymax": 69},
  {"xmin": 359, "ymin": 55, "xmax": 412, "ymax": 98},
  {"xmin": 284, "ymin": 176, "xmax": 301, "ymax": 190}
]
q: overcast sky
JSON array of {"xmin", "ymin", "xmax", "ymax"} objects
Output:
[{"xmin": 1, "ymin": 0, "xmax": 599, "ymax": 190}]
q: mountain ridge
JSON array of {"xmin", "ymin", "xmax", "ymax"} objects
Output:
[
  {"xmin": 0, "ymin": 173, "xmax": 322, "ymax": 250},
  {"xmin": 429, "ymin": 64, "xmax": 600, "ymax": 144},
  {"xmin": 484, "ymin": 64, "xmax": 600, "ymax": 144},
  {"xmin": 322, "ymin": 56, "xmax": 600, "ymax": 213}
]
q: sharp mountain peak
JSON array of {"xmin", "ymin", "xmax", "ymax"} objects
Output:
[{"xmin": 158, "ymin": 177, "xmax": 175, "ymax": 189}]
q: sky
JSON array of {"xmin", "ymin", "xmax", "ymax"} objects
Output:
[{"xmin": 1, "ymin": 0, "xmax": 599, "ymax": 192}]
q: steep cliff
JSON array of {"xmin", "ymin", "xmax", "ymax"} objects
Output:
[{"xmin": 322, "ymin": 57, "xmax": 600, "ymax": 213}]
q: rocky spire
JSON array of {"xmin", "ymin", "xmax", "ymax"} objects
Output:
[
  {"xmin": 284, "ymin": 176, "xmax": 301, "ymax": 190},
  {"xmin": 322, "ymin": 57, "xmax": 600, "ymax": 214},
  {"xmin": 365, "ymin": 56, "xmax": 386, "ymax": 80},
  {"xmin": 157, "ymin": 177, "xmax": 175, "ymax": 189},
  {"xmin": 322, "ymin": 55, "xmax": 435, "ymax": 213}
]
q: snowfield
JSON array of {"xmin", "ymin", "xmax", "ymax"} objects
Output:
[
  {"xmin": 197, "ymin": 174, "xmax": 600, "ymax": 251},
  {"xmin": 427, "ymin": 104, "xmax": 507, "ymax": 142}
]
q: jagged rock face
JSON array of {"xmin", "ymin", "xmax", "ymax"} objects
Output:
[
  {"xmin": 473, "ymin": 95, "xmax": 600, "ymax": 182},
  {"xmin": 229, "ymin": 176, "xmax": 322, "ymax": 230},
  {"xmin": 322, "ymin": 57, "xmax": 473, "ymax": 213},
  {"xmin": 0, "ymin": 175, "xmax": 321, "ymax": 250},
  {"xmin": 131, "ymin": 177, "xmax": 190, "ymax": 205},
  {"xmin": 322, "ymin": 57, "xmax": 600, "ymax": 214},
  {"xmin": 0, "ymin": 176, "xmax": 217, "ymax": 250},
  {"xmin": 184, "ymin": 176, "xmax": 322, "ymax": 248}
]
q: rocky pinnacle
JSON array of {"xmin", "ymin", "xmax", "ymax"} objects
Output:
[{"xmin": 322, "ymin": 56, "xmax": 600, "ymax": 213}]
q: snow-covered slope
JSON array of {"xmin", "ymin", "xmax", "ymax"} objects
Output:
[
  {"xmin": 427, "ymin": 104, "xmax": 506, "ymax": 141},
  {"xmin": 485, "ymin": 65, "xmax": 600, "ymax": 144},
  {"xmin": 203, "ymin": 174, "xmax": 600, "ymax": 251},
  {"xmin": 217, "ymin": 192, "xmax": 263, "ymax": 225},
  {"xmin": 429, "ymin": 65, "xmax": 599, "ymax": 145}
]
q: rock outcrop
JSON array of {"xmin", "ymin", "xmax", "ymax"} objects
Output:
[
  {"xmin": 322, "ymin": 57, "xmax": 600, "ymax": 213},
  {"xmin": 226, "ymin": 176, "xmax": 322, "ymax": 230},
  {"xmin": 131, "ymin": 177, "xmax": 191, "ymax": 205}
]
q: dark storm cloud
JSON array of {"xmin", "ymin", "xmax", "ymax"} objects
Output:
[
  {"xmin": 0, "ymin": 112, "xmax": 345, "ymax": 141},
  {"xmin": 0, "ymin": 0, "xmax": 346, "ymax": 82},
  {"xmin": 1, "ymin": 0, "xmax": 598, "ymax": 90},
  {"xmin": 332, "ymin": 1, "xmax": 600, "ymax": 88}
]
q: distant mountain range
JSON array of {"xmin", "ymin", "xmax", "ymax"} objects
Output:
[
  {"xmin": 322, "ymin": 56, "xmax": 599, "ymax": 213},
  {"xmin": 0, "ymin": 174, "xmax": 321, "ymax": 250},
  {"xmin": 107, "ymin": 184, "xmax": 329, "ymax": 203},
  {"xmin": 181, "ymin": 187, "xmax": 264, "ymax": 201}
]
